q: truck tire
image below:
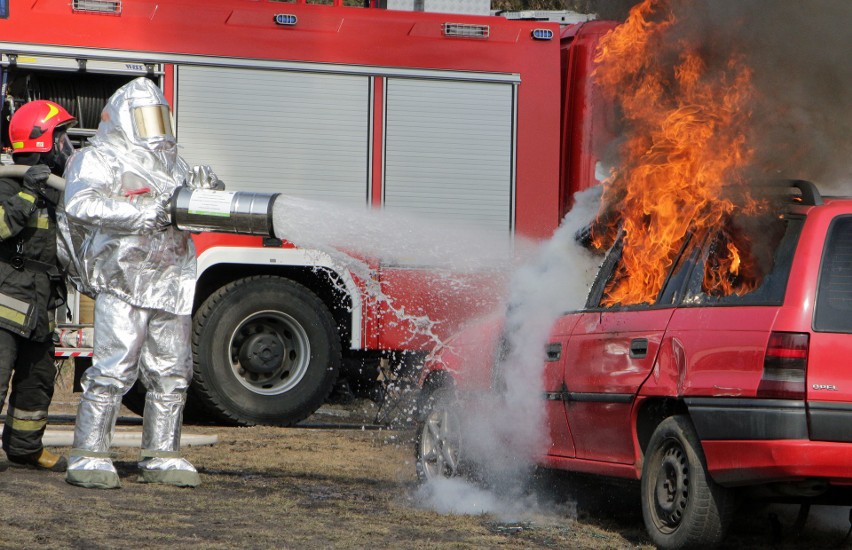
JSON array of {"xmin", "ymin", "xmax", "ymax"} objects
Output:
[
  {"xmin": 641, "ymin": 415, "xmax": 735, "ymax": 549},
  {"xmin": 190, "ymin": 275, "xmax": 341, "ymax": 426}
]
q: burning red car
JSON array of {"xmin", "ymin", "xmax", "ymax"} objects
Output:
[{"xmin": 415, "ymin": 181, "xmax": 852, "ymax": 549}]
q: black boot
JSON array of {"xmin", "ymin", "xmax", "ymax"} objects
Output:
[{"xmin": 8, "ymin": 448, "xmax": 68, "ymax": 472}]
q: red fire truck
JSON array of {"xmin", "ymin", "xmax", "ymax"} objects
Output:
[{"xmin": 0, "ymin": 0, "xmax": 615, "ymax": 425}]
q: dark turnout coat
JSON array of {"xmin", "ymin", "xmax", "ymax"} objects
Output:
[{"xmin": 0, "ymin": 174, "xmax": 62, "ymax": 341}]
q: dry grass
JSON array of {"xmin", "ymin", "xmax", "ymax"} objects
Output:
[
  {"xmin": 1, "ymin": 371, "xmax": 851, "ymax": 549},
  {"xmin": 0, "ymin": 422, "xmax": 650, "ymax": 550}
]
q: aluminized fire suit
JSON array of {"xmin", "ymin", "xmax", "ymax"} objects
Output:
[{"xmin": 59, "ymin": 77, "xmax": 220, "ymax": 489}]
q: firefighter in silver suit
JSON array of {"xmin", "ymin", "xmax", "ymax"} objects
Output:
[{"xmin": 59, "ymin": 77, "xmax": 222, "ymax": 489}]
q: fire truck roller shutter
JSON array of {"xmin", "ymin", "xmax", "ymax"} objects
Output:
[
  {"xmin": 383, "ymin": 78, "xmax": 515, "ymax": 236},
  {"xmin": 174, "ymin": 66, "xmax": 370, "ymax": 204},
  {"xmin": 174, "ymin": 65, "xmax": 367, "ymax": 425}
]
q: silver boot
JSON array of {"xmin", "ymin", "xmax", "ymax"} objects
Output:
[
  {"xmin": 65, "ymin": 395, "xmax": 121, "ymax": 489},
  {"xmin": 137, "ymin": 390, "xmax": 200, "ymax": 487}
]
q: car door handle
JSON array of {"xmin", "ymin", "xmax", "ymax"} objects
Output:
[
  {"xmin": 629, "ymin": 338, "xmax": 648, "ymax": 358},
  {"xmin": 545, "ymin": 343, "xmax": 562, "ymax": 361}
]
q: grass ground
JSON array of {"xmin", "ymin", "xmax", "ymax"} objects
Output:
[{"xmin": 1, "ymin": 372, "xmax": 851, "ymax": 549}]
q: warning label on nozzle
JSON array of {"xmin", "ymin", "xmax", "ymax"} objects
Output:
[{"xmin": 187, "ymin": 189, "xmax": 236, "ymax": 217}]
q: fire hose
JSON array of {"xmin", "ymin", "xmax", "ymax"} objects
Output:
[
  {"xmin": 0, "ymin": 164, "xmax": 66, "ymax": 192},
  {"xmin": 0, "ymin": 165, "xmax": 279, "ymax": 236}
]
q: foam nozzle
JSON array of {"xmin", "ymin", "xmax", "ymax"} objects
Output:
[{"xmin": 170, "ymin": 187, "xmax": 279, "ymax": 237}]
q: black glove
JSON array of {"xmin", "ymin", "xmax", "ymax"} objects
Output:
[
  {"xmin": 22, "ymin": 165, "xmax": 58, "ymax": 205},
  {"xmin": 22, "ymin": 164, "xmax": 51, "ymax": 194}
]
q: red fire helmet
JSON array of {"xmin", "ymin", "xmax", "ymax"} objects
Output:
[{"xmin": 8, "ymin": 99, "xmax": 77, "ymax": 154}]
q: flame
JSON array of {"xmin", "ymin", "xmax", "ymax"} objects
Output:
[
  {"xmin": 702, "ymin": 229, "xmax": 761, "ymax": 297},
  {"xmin": 590, "ymin": 0, "xmax": 768, "ymax": 306}
]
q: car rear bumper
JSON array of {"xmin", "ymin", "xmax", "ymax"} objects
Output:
[{"xmin": 702, "ymin": 439, "xmax": 852, "ymax": 486}]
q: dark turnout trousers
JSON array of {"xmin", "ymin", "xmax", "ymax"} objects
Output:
[{"xmin": 0, "ymin": 328, "xmax": 56, "ymax": 458}]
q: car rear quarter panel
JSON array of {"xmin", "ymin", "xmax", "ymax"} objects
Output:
[{"xmin": 641, "ymin": 307, "xmax": 778, "ymax": 398}]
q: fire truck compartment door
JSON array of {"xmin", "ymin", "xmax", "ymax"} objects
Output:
[
  {"xmin": 175, "ymin": 65, "xmax": 370, "ymax": 204},
  {"xmin": 383, "ymin": 78, "xmax": 515, "ymax": 237}
]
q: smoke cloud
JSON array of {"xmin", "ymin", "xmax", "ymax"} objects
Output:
[
  {"xmin": 628, "ymin": 0, "xmax": 852, "ymax": 193},
  {"xmin": 416, "ymin": 187, "xmax": 602, "ymax": 516}
]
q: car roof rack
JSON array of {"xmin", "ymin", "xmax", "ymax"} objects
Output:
[{"xmin": 789, "ymin": 179, "xmax": 823, "ymax": 206}]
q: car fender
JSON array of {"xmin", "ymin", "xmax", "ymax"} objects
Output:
[{"xmin": 419, "ymin": 310, "xmax": 505, "ymax": 392}]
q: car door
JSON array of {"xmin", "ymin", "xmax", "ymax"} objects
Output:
[
  {"xmin": 562, "ymin": 235, "xmax": 677, "ymax": 464},
  {"xmin": 542, "ymin": 314, "xmax": 581, "ymax": 458},
  {"xmin": 564, "ymin": 308, "xmax": 674, "ymax": 463}
]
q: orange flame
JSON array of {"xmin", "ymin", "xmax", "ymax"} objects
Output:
[
  {"xmin": 591, "ymin": 0, "xmax": 767, "ymax": 306},
  {"xmin": 702, "ymin": 229, "xmax": 761, "ymax": 297}
]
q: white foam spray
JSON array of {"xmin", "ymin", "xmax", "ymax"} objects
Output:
[
  {"xmin": 272, "ymin": 197, "xmax": 535, "ymax": 354},
  {"xmin": 272, "ymin": 197, "xmax": 527, "ymax": 271},
  {"xmin": 270, "ymin": 187, "xmax": 603, "ymax": 518},
  {"xmin": 416, "ymin": 186, "xmax": 603, "ymax": 518}
]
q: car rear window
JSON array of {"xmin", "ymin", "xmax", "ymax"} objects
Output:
[
  {"xmin": 815, "ymin": 215, "xmax": 852, "ymax": 333},
  {"xmin": 682, "ymin": 214, "xmax": 803, "ymax": 306}
]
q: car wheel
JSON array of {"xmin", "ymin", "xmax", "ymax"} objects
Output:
[
  {"xmin": 415, "ymin": 389, "xmax": 464, "ymax": 482},
  {"xmin": 641, "ymin": 415, "xmax": 735, "ymax": 549}
]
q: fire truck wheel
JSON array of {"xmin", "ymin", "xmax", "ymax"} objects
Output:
[
  {"xmin": 641, "ymin": 415, "xmax": 735, "ymax": 549},
  {"xmin": 191, "ymin": 275, "xmax": 341, "ymax": 426}
]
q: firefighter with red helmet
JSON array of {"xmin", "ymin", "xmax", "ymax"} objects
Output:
[{"xmin": 0, "ymin": 99, "xmax": 76, "ymax": 472}]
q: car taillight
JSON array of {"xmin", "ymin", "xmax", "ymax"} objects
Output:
[{"xmin": 757, "ymin": 332, "xmax": 809, "ymax": 399}]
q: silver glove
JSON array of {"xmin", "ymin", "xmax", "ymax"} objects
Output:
[{"xmin": 186, "ymin": 165, "xmax": 225, "ymax": 191}]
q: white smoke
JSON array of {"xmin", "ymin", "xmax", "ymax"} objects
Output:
[
  {"xmin": 415, "ymin": 477, "xmax": 521, "ymax": 516},
  {"xmin": 271, "ymin": 187, "xmax": 604, "ymax": 517},
  {"xmin": 417, "ymin": 186, "xmax": 603, "ymax": 515}
]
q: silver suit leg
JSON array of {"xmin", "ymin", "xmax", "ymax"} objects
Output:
[
  {"xmin": 137, "ymin": 311, "xmax": 199, "ymax": 487},
  {"xmin": 66, "ymin": 294, "xmax": 146, "ymax": 489}
]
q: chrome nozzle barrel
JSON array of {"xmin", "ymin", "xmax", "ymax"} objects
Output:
[{"xmin": 171, "ymin": 187, "xmax": 279, "ymax": 236}]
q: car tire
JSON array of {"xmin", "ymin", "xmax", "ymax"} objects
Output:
[
  {"xmin": 641, "ymin": 415, "xmax": 735, "ymax": 549},
  {"xmin": 414, "ymin": 388, "xmax": 465, "ymax": 482},
  {"xmin": 190, "ymin": 276, "xmax": 340, "ymax": 426}
]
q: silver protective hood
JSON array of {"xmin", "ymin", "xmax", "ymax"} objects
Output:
[
  {"xmin": 59, "ymin": 77, "xmax": 195, "ymax": 315},
  {"xmin": 94, "ymin": 76, "xmax": 178, "ymax": 164}
]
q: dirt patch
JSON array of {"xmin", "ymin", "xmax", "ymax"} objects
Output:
[{"xmin": 2, "ymin": 370, "xmax": 851, "ymax": 548}]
